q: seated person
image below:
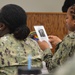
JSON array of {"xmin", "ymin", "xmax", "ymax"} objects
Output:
[
  {"xmin": 0, "ymin": 4, "xmax": 43, "ymax": 75},
  {"xmin": 38, "ymin": 4, "xmax": 75, "ymax": 73}
]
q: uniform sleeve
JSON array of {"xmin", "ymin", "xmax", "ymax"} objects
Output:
[{"xmin": 43, "ymin": 35, "xmax": 75, "ymax": 73}]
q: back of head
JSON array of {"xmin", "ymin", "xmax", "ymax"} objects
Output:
[{"xmin": 0, "ymin": 4, "xmax": 30, "ymax": 40}]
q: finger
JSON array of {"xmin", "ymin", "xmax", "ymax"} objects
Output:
[{"xmin": 48, "ymin": 35, "xmax": 54, "ymax": 38}]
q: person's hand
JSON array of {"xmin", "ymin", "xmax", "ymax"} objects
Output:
[
  {"xmin": 37, "ymin": 40, "xmax": 50, "ymax": 51},
  {"xmin": 48, "ymin": 35, "xmax": 62, "ymax": 46}
]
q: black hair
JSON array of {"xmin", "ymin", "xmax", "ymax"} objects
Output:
[
  {"xmin": 68, "ymin": 4, "xmax": 75, "ymax": 19},
  {"xmin": 0, "ymin": 4, "xmax": 30, "ymax": 40}
]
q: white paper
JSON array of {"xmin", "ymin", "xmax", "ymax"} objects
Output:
[{"xmin": 34, "ymin": 25, "xmax": 52, "ymax": 49}]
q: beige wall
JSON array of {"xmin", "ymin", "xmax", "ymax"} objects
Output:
[{"xmin": 0, "ymin": 0, "xmax": 65, "ymax": 12}]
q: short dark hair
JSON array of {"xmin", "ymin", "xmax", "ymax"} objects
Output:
[{"xmin": 0, "ymin": 4, "xmax": 30, "ymax": 40}]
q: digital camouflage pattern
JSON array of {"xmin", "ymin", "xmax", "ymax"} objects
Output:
[
  {"xmin": 0, "ymin": 33, "xmax": 43, "ymax": 75},
  {"xmin": 43, "ymin": 32, "xmax": 75, "ymax": 73},
  {"xmin": 55, "ymin": 54, "xmax": 75, "ymax": 75}
]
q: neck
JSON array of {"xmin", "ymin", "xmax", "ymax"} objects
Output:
[{"xmin": 0, "ymin": 28, "xmax": 10, "ymax": 37}]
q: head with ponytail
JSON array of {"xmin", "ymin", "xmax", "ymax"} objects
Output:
[{"xmin": 0, "ymin": 4, "xmax": 30, "ymax": 40}]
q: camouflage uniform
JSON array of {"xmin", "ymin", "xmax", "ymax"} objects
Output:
[
  {"xmin": 43, "ymin": 32, "xmax": 75, "ymax": 73},
  {"xmin": 0, "ymin": 34, "xmax": 43, "ymax": 75},
  {"xmin": 55, "ymin": 54, "xmax": 75, "ymax": 75}
]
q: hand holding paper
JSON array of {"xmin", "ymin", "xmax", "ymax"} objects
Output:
[{"xmin": 34, "ymin": 25, "xmax": 52, "ymax": 49}]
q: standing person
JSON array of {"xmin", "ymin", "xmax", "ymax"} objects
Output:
[
  {"xmin": 0, "ymin": 4, "xmax": 43, "ymax": 75},
  {"xmin": 38, "ymin": 4, "xmax": 75, "ymax": 73},
  {"xmin": 62, "ymin": 0, "xmax": 75, "ymax": 12}
]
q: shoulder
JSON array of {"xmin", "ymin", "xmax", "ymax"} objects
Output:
[
  {"xmin": 64, "ymin": 32, "xmax": 75, "ymax": 39},
  {"xmin": 59, "ymin": 32, "xmax": 75, "ymax": 48},
  {"xmin": 0, "ymin": 34, "xmax": 14, "ymax": 44}
]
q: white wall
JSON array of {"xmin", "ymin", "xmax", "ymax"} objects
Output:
[{"xmin": 0, "ymin": 0, "xmax": 65, "ymax": 12}]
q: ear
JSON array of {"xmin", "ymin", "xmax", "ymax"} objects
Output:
[{"xmin": 0, "ymin": 23, "xmax": 6, "ymax": 30}]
